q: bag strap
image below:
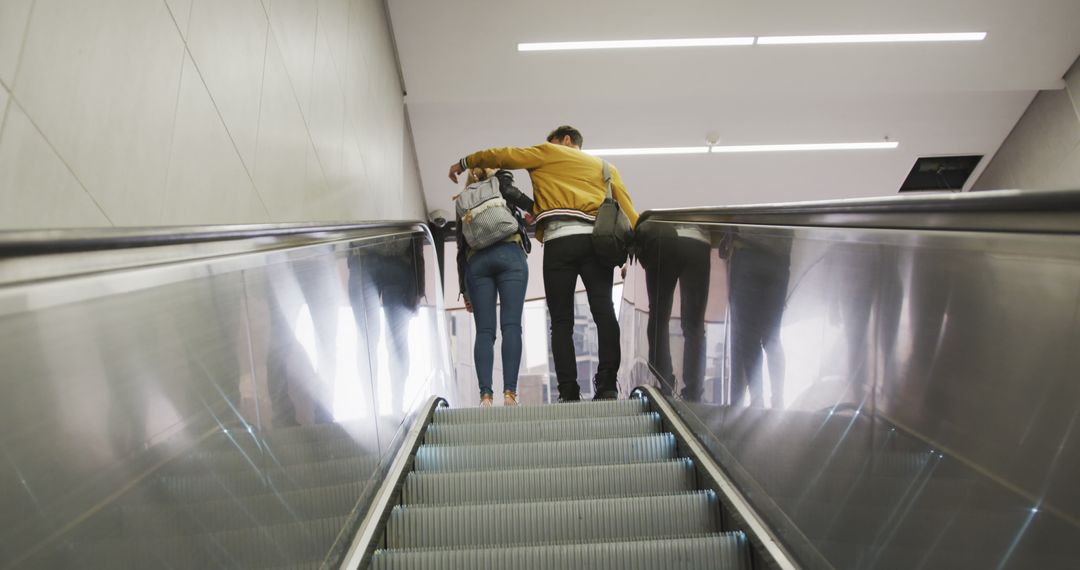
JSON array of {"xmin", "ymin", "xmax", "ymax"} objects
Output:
[{"xmin": 602, "ymin": 160, "xmax": 613, "ymax": 199}]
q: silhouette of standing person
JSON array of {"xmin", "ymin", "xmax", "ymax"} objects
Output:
[
  {"xmin": 824, "ymin": 242, "xmax": 904, "ymax": 411},
  {"xmin": 265, "ymin": 255, "xmax": 341, "ymax": 427},
  {"xmin": 348, "ymin": 236, "xmax": 423, "ymax": 414},
  {"xmin": 636, "ymin": 220, "xmax": 712, "ymax": 401},
  {"xmin": 724, "ymin": 229, "xmax": 792, "ymax": 408}
]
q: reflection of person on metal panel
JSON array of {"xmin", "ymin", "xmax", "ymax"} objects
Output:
[
  {"xmin": 824, "ymin": 242, "xmax": 903, "ymax": 411},
  {"xmin": 724, "ymin": 229, "xmax": 792, "ymax": 408},
  {"xmin": 348, "ymin": 236, "xmax": 422, "ymax": 414},
  {"xmin": 265, "ymin": 256, "xmax": 340, "ymax": 427},
  {"xmin": 636, "ymin": 220, "xmax": 712, "ymax": 402}
]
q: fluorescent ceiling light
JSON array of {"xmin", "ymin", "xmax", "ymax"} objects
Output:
[
  {"xmin": 757, "ymin": 32, "xmax": 987, "ymax": 45},
  {"xmin": 586, "ymin": 141, "xmax": 899, "ymax": 157},
  {"xmin": 585, "ymin": 146, "xmax": 711, "ymax": 156},
  {"xmin": 518, "ymin": 37, "xmax": 754, "ymax": 52}
]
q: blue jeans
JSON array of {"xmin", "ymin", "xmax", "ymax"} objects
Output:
[{"xmin": 465, "ymin": 241, "xmax": 529, "ymax": 396}]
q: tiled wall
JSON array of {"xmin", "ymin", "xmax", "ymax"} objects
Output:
[
  {"xmin": 973, "ymin": 56, "xmax": 1080, "ymax": 192},
  {"xmin": 0, "ymin": 0, "xmax": 425, "ymax": 229}
]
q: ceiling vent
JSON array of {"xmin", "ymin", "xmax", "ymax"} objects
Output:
[{"xmin": 899, "ymin": 155, "xmax": 983, "ymax": 192}]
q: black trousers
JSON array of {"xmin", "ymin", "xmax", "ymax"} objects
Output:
[
  {"xmin": 543, "ymin": 235, "xmax": 621, "ymax": 399},
  {"xmin": 643, "ymin": 237, "xmax": 712, "ymax": 401}
]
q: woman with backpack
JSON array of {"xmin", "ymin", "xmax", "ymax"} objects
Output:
[{"xmin": 455, "ymin": 168, "xmax": 534, "ymax": 407}]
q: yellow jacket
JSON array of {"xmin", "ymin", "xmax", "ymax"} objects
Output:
[{"xmin": 461, "ymin": 143, "xmax": 638, "ymax": 241}]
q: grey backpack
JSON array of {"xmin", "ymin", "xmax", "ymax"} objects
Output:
[{"xmin": 455, "ymin": 177, "xmax": 520, "ymax": 250}]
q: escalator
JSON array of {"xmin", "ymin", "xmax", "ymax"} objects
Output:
[
  {"xmin": 369, "ymin": 397, "xmax": 749, "ymax": 569},
  {"xmin": 4, "ymin": 190, "xmax": 1080, "ymax": 569}
]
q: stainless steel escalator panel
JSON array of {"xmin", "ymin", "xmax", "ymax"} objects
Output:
[
  {"xmin": 0, "ymin": 226, "xmax": 465, "ymax": 569},
  {"xmin": 621, "ymin": 212, "xmax": 1080, "ymax": 568}
]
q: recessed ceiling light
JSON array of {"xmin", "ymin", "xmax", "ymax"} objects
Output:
[
  {"xmin": 517, "ymin": 37, "xmax": 755, "ymax": 52},
  {"xmin": 756, "ymin": 32, "xmax": 987, "ymax": 45},
  {"xmin": 585, "ymin": 142, "xmax": 899, "ymax": 157}
]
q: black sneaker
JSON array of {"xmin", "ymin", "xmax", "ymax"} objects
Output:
[
  {"xmin": 592, "ymin": 374, "xmax": 619, "ymax": 401},
  {"xmin": 592, "ymin": 389, "xmax": 618, "ymax": 401},
  {"xmin": 557, "ymin": 394, "xmax": 581, "ymax": 403}
]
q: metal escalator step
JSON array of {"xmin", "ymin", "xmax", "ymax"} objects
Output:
[
  {"xmin": 170, "ymin": 435, "xmax": 369, "ymax": 474},
  {"xmin": 402, "ymin": 459, "xmax": 696, "ymax": 505},
  {"xmin": 386, "ymin": 491, "xmax": 720, "ymax": 549},
  {"xmin": 413, "ymin": 434, "xmax": 677, "ymax": 472},
  {"xmin": 423, "ymin": 413, "xmax": 662, "ymax": 445},
  {"xmin": 83, "ymin": 481, "xmax": 364, "ymax": 539},
  {"xmin": 150, "ymin": 455, "xmax": 379, "ymax": 501},
  {"xmin": 60, "ymin": 515, "xmax": 348, "ymax": 569},
  {"xmin": 431, "ymin": 399, "xmax": 648, "ymax": 425},
  {"xmin": 372, "ymin": 534, "xmax": 749, "ymax": 570}
]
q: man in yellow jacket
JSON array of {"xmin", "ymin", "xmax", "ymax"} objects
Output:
[{"xmin": 449, "ymin": 126, "xmax": 638, "ymax": 402}]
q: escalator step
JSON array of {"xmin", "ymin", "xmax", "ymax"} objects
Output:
[
  {"xmin": 423, "ymin": 413, "xmax": 662, "ymax": 445},
  {"xmin": 150, "ymin": 456, "xmax": 379, "ymax": 501},
  {"xmin": 431, "ymin": 399, "xmax": 647, "ymax": 425},
  {"xmin": 386, "ymin": 491, "xmax": 719, "ymax": 548},
  {"xmin": 371, "ymin": 534, "xmax": 750, "ymax": 570},
  {"xmin": 402, "ymin": 459, "xmax": 696, "ymax": 505},
  {"xmin": 82, "ymin": 481, "xmax": 364, "ymax": 539},
  {"xmin": 413, "ymin": 434, "xmax": 677, "ymax": 472}
]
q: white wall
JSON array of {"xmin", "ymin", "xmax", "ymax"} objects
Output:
[
  {"xmin": 974, "ymin": 56, "xmax": 1080, "ymax": 192},
  {"xmin": 0, "ymin": 0, "xmax": 425, "ymax": 229}
]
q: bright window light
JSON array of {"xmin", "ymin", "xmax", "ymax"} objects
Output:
[
  {"xmin": 586, "ymin": 141, "xmax": 899, "ymax": 157},
  {"xmin": 518, "ymin": 37, "xmax": 755, "ymax": 51},
  {"xmin": 756, "ymin": 32, "xmax": 987, "ymax": 45}
]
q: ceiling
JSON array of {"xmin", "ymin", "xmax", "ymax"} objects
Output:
[{"xmin": 387, "ymin": 0, "xmax": 1080, "ymax": 217}]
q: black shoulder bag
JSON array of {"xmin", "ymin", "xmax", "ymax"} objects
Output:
[{"xmin": 591, "ymin": 160, "xmax": 634, "ymax": 267}]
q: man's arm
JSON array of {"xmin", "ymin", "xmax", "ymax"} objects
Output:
[
  {"xmin": 495, "ymin": 170, "xmax": 534, "ymax": 213},
  {"xmin": 449, "ymin": 145, "xmax": 548, "ymax": 182},
  {"xmin": 610, "ymin": 166, "xmax": 640, "ymax": 227}
]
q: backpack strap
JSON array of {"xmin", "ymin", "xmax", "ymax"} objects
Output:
[{"xmin": 602, "ymin": 160, "xmax": 613, "ymax": 199}]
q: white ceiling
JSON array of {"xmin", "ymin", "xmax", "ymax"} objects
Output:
[{"xmin": 388, "ymin": 0, "xmax": 1080, "ymax": 216}]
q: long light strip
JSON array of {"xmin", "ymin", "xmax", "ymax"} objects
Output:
[
  {"xmin": 518, "ymin": 32, "xmax": 986, "ymax": 52},
  {"xmin": 757, "ymin": 32, "xmax": 987, "ymax": 45},
  {"xmin": 585, "ymin": 141, "xmax": 899, "ymax": 157},
  {"xmin": 518, "ymin": 37, "xmax": 755, "ymax": 51}
]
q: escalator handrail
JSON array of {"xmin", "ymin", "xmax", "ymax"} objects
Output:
[
  {"xmin": 638, "ymin": 188, "xmax": 1080, "ymax": 233},
  {"xmin": 632, "ymin": 385, "xmax": 805, "ymax": 570},
  {"xmin": 0, "ymin": 220, "xmax": 431, "ymax": 256},
  {"xmin": 336, "ymin": 396, "xmax": 448, "ymax": 570}
]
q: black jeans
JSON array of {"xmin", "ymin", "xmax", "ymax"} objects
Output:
[
  {"xmin": 543, "ymin": 235, "xmax": 620, "ymax": 399},
  {"xmin": 643, "ymin": 237, "xmax": 711, "ymax": 401}
]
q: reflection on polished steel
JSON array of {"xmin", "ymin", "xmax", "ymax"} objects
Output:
[
  {"xmin": 623, "ymin": 205, "xmax": 1080, "ymax": 568},
  {"xmin": 0, "ymin": 224, "xmax": 466, "ymax": 568}
]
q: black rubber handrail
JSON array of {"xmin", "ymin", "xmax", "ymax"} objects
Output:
[
  {"xmin": 0, "ymin": 221, "xmax": 429, "ymax": 256},
  {"xmin": 639, "ymin": 188, "xmax": 1080, "ymax": 234}
]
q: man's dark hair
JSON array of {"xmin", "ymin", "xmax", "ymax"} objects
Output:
[{"xmin": 547, "ymin": 125, "xmax": 583, "ymax": 147}]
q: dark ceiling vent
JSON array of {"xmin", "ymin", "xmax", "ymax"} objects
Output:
[{"xmin": 899, "ymin": 155, "xmax": 983, "ymax": 192}]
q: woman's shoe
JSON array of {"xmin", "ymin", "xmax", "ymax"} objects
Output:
[
  {"xmin": 503, "ymin": 390, "xmax": 519, "ymax": 407},
  {"xmin": 480, "ymin": 394, "xmax": 494, "ymax": 408}
]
